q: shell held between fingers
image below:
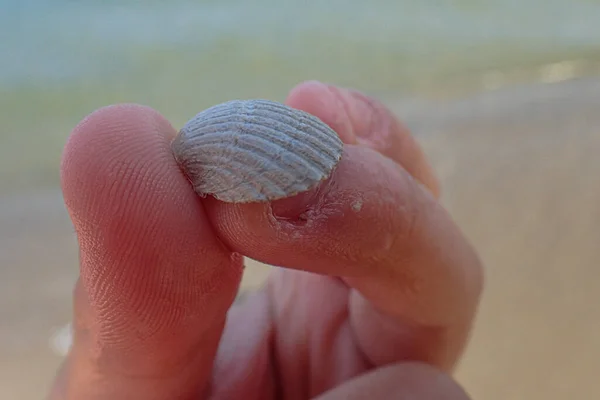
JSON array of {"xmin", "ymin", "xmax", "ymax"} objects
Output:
[{"xmin": 171, "ymin": 99, "xmax": 344, "ymax": 204}]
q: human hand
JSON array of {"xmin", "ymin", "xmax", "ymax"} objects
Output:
[{"xmin": 49, "ymin": 81, "xmax": 483, "ymax": 399}]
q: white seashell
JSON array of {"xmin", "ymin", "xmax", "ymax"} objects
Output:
[{"xmin": 171, "ymin": 99, "xmax": 343, "ymax": 203}]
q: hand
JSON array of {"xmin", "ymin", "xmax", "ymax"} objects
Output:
[{"xmin": 49, "ymin": 81, "xmax": 483, "ymax": 399}]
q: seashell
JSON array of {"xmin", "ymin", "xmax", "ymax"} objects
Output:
[{"xmin": 171, "ymin": 99, "xmax": 344, "ymax": 203}]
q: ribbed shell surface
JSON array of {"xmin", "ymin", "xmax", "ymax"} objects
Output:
[{"xmin": 171, "ymin": 99, "xmax": 344, "ymax": 203}]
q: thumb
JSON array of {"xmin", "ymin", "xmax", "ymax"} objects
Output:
[{"xmin": 50, "ymin": 104, "xmax": 243, "ymax": 399}]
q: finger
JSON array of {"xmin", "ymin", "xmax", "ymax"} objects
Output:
[
  {"xmin": 286, "ymin": 80, "xmax": 441, "ymax": 198},
  {"xmin": 204, "ymin": 145, "xmax": 481, "ymax": 369},
  {"xmin": 52, "ymin": 105, "xmax": 243, "ymax": 399},
  {"xmin": 202, "ymin": 86, "xmax": 483, "ymax": 370},
  {"xmin": 314, "ymin": 362, "xmax": 471, "ymax": 400},
  {"xmin": 285, "ymin": 83, "xmax": 480, "ymax": 370}
]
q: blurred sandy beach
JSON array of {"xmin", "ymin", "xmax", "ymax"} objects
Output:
[
  {"xmin": 3, "ymin": 1, "xmax": 600, "ymax": 399},
  {"xmin": 2, "ymin": 77, "xmax": 600, "ymax": 399}
]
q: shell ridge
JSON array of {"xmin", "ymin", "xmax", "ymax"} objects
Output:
[
  {"xmin": 212, "ymin": 176, "xmax": 266, "ymax": 203},
  {"xmin": 182, "ymin": 131, "xmax": 328, "ymax": 178},
  {"xmin": 183, "ymin": 102, "xmax": 342, "ymax": 162},
  {"xmin": 212, "ymin": 175, "xmax": 266, "ymax": 203},
  {"xmin": 190, "ymin": 156, "xmax": 264, "ymax": 200},
  {"xmin": 231, "ymin": 127, "xmax": 332, "ymax": 174},
  {"xmin": 185, "ymin": 142, "xmax": 323, "ymax": 196},
  {"xmin": 182, "ymin": 100, "xmax": 247, "ymax": 132},
  {"xmin": 188, "ymin": 119, "xmax": 339, "ymax": 169},
  {"xmin": 244, "ymin": 100, "xmax": 342, "ymax": 147},
  {"xmin": 186, "ymin": 152, "xmax": 299, "ymax": 199},
  {"xmin": 195, "ymin": 137, "xmax": 318, "ymax": 180},
  {"xmin": 181, "ymin": 120, "xmax": 335, "ymax": 173},
  {"xmin": 173, "ymin": 99, "xmax": 344, "ymax": 203},
  {"xmin": 234, "ymin": 111, "xmax": 343, "ymax": 159},
  {"xmin": 188, "ymin": 100, "xmax": 341, "ymax": 149},
  {"xmin": 249, "ymin": 102, "xmax": 342, "ymax": 145},
  {"xmin": 238, "ymin": 120, "xmax": 341, "ymax": 167},
  {"xmin": 202, "ymin": 99, "xmax": 342, "ymax": 153}
]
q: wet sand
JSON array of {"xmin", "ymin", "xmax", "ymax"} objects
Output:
[{"xmin": 2, "ymin": 78, "xmax": 600, "ymax": 399}]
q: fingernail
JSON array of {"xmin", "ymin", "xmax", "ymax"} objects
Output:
[
  {"xmin": 270, "ymin": 186, "xmax": 320, "ymax": 224},
  {"xmin": 288, "ymin": 81, "xmax": 357, "ymax": 144},
  {"xmin": 329, "ymin": 86, "xmax": 383, "ymax": 144},
  {"xmin": 269, "ymin": 176, "xmax": 337, "ymax": 225}
]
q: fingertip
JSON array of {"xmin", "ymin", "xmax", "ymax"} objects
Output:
[
  {"xmin": 286, "ymin": 80, "xmax": 358, "ymax": 144},
  {"xmin": 287, "ymin": 82, "xmax": 441, "ymax": 198},
  {"xmin": 61, "ymin": 101, "xmax": 241, "ymax": 317},
  {"xmin": 60, "ymin": 104, "xmax": 177, "ymax": 216}
]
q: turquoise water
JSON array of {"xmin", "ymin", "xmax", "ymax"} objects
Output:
[{"xmin": 2, "ymin": 0, "xmax": 600, "ymax": 192}]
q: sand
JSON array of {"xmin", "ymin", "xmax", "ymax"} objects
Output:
[{"xmin": 2, "ymin": 78, "xmax": 599, "ymax": 399}]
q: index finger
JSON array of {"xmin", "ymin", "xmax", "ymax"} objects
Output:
[{"xmin": 202, "ymin": 83, "xmax": 483, "ymax": 370}]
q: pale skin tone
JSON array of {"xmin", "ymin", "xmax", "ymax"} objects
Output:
[{"xmin": 49, "ymin": 81, "xmax": 483, "ymax": 399}]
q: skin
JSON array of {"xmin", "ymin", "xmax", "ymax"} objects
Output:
[{"xmin": 48, "ymin": 81, "xmax": 483, "ymax": 400}]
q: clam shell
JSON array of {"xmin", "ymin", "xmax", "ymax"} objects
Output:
[{"xmin": 171, "ymin": 99, "xmax": 343, "ymax": 203}]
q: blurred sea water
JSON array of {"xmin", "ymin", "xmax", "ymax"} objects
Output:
[{"xmin": 2, "ymin": 0, "xmax": 600, "ymax": 193}]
